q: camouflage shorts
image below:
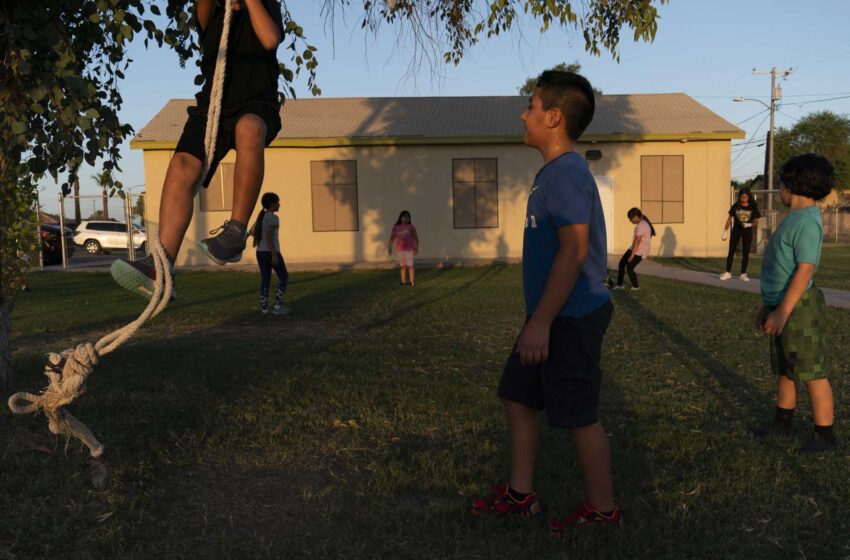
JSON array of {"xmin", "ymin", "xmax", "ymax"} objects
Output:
[{"xmin": 770, "ymin": 287, "xmax": 827, "ymax": 382}]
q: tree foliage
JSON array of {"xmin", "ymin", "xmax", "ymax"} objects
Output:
[
  {"xmin": 774, "ymin": 110, "xmax": 850, "ymax": 193},
  {"xmin": 517, "ymin": 61, "xmax": 604, "ymax": 96}
]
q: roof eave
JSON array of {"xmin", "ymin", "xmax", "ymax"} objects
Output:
[{"xmin": 129, "ymin": 130, "xmax": 745, "ymax": 150}]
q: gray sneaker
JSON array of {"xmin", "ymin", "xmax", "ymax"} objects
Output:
[
  {"xmin": 199, "ymin": 221, "xmax": 247, "ymax": 265},
  {"xmin": 272, "ymin": 305, "xmax": 291, "ymax": 316}
]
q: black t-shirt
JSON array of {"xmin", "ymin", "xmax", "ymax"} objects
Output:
[
  {"xmin": 195, "ymin": 0, "xmax": 283, "ymax": 109},
  {"xmin": 728, "ymin": 202, "xmax": 761, "ymax": 228}
]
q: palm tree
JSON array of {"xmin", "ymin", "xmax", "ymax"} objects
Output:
[{"xmin": 91, "ymin": 170, "xmax": 111, "ymax": 220}]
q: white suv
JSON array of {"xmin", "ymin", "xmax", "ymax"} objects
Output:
[{"xmin": 74, "ymin": 220, "xmax": 147, "ymax": 255}]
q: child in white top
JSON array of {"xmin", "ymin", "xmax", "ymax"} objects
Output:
[{"xmin": 614, "ymin": 207, "xmax": 655, "ymax": 290}]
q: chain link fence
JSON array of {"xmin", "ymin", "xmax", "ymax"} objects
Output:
[{"xmin": 742, "ymin": 189, "xmax": 850, "ymax": 253}]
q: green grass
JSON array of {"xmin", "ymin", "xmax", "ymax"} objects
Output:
[
  {"xmin": 3, "ymin": 266, "xmax": 850, "ymax": 559},
  {"xmin": 654, "ymin": 245, "xmax": 850, "ymax": 291}
]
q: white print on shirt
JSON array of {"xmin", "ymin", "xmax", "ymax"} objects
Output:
[{"xmin": 525, "ymin": 215, "xmax": 538, "ymax": 229}]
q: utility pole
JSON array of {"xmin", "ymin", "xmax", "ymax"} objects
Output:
[{"xmin": 752, "ymin": 66, "xmax": 793, "ymax": 234}]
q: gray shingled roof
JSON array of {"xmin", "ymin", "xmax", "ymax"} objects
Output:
[{"xmin": 132, "ymin": 93, "xmax": 743, "ymax": 146}]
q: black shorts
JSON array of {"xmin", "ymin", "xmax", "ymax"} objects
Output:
[
  {"xmin": 497, "ymin": 300, "xmax": 613, "ymax": 429},
  {"xmin": 175, "ymin": 101, "xmax": 282, "ymax": 187}
]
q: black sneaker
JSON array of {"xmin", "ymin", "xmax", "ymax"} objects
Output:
[
  {"xmin": 111, "ymin": 255, "xmax": 176, "ymax": 301},
  {"xmin": 749, "ymin": 422, "xmax": 792, "ymax": 439},
  {"xmin": 799, "ymin": 433, "xmax": 841, "ymax": 454},
  {"xmin": 199, "ymin": 221, "xmax": 247, "ymax": 265}
]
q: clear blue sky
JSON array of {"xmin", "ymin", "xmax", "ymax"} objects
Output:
[{"xmin": 44, "ymin": 0, "xmax": 850, "ymax": 214}]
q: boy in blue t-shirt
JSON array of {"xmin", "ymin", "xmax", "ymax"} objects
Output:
[
  {"xmin": 472, "ymin": 71, "xmax": 621, "ymax": 530},
  {"xmin": 752, "ymin": 153, "xmax": 837, "ymax": 453}
]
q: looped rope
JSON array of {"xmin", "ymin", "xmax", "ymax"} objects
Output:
[
  {"xmin": 8, "ymin": 240, "xmax": 173, "ymax": 457},
  {"xmin": 194, "ymin": 0, "xmax": 234, "ymax": 196},
  {"xmin": 7, "ymin": 1, "xmax": 234, "ymax": 458}
]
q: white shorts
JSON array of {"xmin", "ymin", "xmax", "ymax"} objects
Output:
[{"xmin": 396, "ymin": 250, "xmax": 414, "ymax": 267}]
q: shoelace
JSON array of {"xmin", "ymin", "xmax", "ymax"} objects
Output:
[{"xmin": 208, "ymin": 220, "xmax": 230, "ymax": 235}]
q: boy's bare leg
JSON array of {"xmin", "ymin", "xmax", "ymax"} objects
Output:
[
  {"xmin": 159, "ymin": 152, "xmax": 204, "ymax": 260},
  {"xmin": 777, "ymin": 374, "xmax": 797, "ymax": 409},
  {"xmin": 400, "ymin": 267, "xmax": 407, "ymax": 284},
  {"xmin": 409, "ymin": 266, "xmax": 415, "ymax": 286},
  {"xmin": 805, "ymin": 378, "xmax": 834, "ymax": 426},
  {"xmin": 572, "ymin": 422, "xmax": 614, "ymax": 511},
  {"xmin": 505, "ymin": 400, "xmax": 538, "ymax": 494},
  {"xmin": 231, "ymin": 114, "xmax": 267, "ymax": 225}
]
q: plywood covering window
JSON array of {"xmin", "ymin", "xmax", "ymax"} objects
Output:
[
  {"xmin": 641, "ymin": 155, "xmax": 684, "ymax": 224},
  {"xmin": 310, "ymin": 160, "xmax": 359, "ymax": 232},
  {"xmin": 452, "ymin": 158, "xmax": 499, "ymax": 228},
  {"xmin": 199, "ymin": 163, "xmax": 235, "ymax": 212}
]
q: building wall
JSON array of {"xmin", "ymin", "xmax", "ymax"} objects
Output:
[
  {"xmin": 582, "ymin": 139, "xmax": 731, "ymax": 257},
  {"xmin": 140, "ymin": 138, "xmax": 733, "ymax": 266}
]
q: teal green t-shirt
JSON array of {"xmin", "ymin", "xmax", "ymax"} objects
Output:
[{"xmin": 760, "ymin": 206, "xmax": 822, "ymax": 306}]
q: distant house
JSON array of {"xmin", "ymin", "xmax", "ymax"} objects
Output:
[{"xmin": 131, "ymin": 94, "xmax": 743, "ymax": 266}]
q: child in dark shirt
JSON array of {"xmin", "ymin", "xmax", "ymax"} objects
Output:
[{"xmin": 112, "ymin": 0, "xmax": 284, "ymax": 298}]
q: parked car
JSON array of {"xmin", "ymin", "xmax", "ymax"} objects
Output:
[
  {"xmin": 40, "ymin": 224, "xmax": 76, "ymax": 265},
  {"xmin": 73, "ymin": 220, "xmax": 147, "ymax": 255}
]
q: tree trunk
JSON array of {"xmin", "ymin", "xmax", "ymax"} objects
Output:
[
  {"xmin": 0, "ymin": 285, "xmax": 11, "ymax": 392},
  {"xmin": 102, "ymin": 186, "xmax": 109, "ymax": 219},
  {"xmin": 73, "ymin": 176, "xmax": 81, "ymax": 224}
]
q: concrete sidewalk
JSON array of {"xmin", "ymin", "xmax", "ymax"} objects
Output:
[{"xmin": 608, "ymin": 255, "xmax": 850, "ymax": 310}]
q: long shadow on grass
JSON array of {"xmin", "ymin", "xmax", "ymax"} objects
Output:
[
  {"xmin": 614, "ymin": 292, "xmax": 766, "ymax": 417},
  {"xmin": 354, "ymin": 265, "xmax": 510, "ymax": 332}
]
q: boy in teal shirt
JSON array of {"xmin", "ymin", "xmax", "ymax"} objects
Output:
[{"xmin": 752, "ymin": 153, "xmax": 837, "ymax": 453}]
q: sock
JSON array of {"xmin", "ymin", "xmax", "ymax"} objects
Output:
[
  {"xmin": 229, "ymin": 220, "xmax": 247, "ymax": 232},
  {"xmin": 775, "ymin": 406, "xmax": 795, "ymax": 429},
  {"xmin": 507, "ymin": 486, "xmax": 531, "ymax": 502},
  {"xmin": 814, "ymin": 424, "xmax": 835, "ymax": 443}
]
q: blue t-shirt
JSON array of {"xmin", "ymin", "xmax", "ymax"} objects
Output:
[
  {"xmin": 761, "ymin": 205, "xmax": 822, "ymax": 306},
  {"xmin": 523, "ymin": 151, "xmax": 610, "ymax": 318}
]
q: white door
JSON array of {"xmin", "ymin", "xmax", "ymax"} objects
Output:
[{"xmin": 594, "ymin": 175, "xmax": 614, "ymax": 254}]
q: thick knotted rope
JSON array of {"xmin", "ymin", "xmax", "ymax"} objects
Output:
[
  {"xmin": 8, "ymin": 240, "xmax": 173, "ymax": 457},
  {"xmin": 8, "ymin": 1, "xmax": 235, "ymax": 457}
]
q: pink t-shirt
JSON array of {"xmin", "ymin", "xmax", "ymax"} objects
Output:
[{"xmin": 392, "ymin": 224, "xmax": 417, "ymax": 251}]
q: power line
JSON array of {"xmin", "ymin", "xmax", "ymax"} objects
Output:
[
  {"xmin": 787, "ymin": 94, "xmax": 850, "ymax": 108},
  {"xmin": 735, "ymin": 109, "xmax": 769, "ymax": 126},
  {"xmin": 696, "ymin": 92, "xmax": 850, "ymax": 100},
  {"xmin": 731, "ymin": 112, "xmax": 770, "ymax": 167}
]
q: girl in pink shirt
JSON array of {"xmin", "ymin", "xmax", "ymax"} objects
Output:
[{"xmin": 388, "ymin": 210, "xmax": 419, "ymax": 286}]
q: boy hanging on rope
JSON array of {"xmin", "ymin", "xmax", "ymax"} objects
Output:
[{"xmin": 112, "ymin": 0, "xmax": 283, "ymax": 297}]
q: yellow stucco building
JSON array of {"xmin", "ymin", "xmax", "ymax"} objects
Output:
[{"xmin": 131, "ymin": 94, "xmax": 744, "ymax": 266}]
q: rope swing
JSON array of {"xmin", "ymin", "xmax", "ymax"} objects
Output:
[{"xmin": 8, "ymin": 0, "xmax": 235, "ymax": 457}]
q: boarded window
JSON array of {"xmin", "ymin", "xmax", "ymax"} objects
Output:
[
  {"xmin": 641, "ymin": 155, "xmax": 684, "ymax": 224},
  {"xmin": 310, "ymin": 160, "xmax": 359, "ymax": 232},
  {"xmin": 452, "ymin": 158, "xmax": 499, "ymax": 228},
  {"xmin": 199, "ymin": 163, "xmax": 235, "ymax": 212}
]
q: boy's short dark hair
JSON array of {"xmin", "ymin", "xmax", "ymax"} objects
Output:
[
  {"xmin": 779, "ymin": 153, "xmax": 834, "ymax": 201},
  {"xmin": 535, "ymin": 71, "xmax": 595, "ymax": 141}
]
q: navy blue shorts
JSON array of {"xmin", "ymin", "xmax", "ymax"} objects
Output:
[
  {"xmin": 175, "ymin": 102, "xmax": 281, "ymax": 187},
  {"xmin": 497, "ymin": 300, "xmax": 613, "ymax": 429}
]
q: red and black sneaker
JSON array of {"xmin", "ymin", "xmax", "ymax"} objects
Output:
[
  {"xmin": 472, "ymin": 483, "xmax": 543, "ymax": 517},
  {"xmin": 548, "ymin": 500, "xmax": 624, "ymax": 533}
]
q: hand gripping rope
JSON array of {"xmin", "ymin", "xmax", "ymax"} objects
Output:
[{"xmin": 7, "ymin": 0, "xmax": 234, "ymax": 457}]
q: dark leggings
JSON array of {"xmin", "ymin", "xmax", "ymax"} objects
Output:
[
  {"xmin": 725, "ymin": 227, "xmax": 753, "ymax": 274},
  {"xmin": 617, "ymin": 249, "xmax": 643, "ymax": 288},
  {"xmin": 257, "ymin": 250, "xmax": 289, "ymax": 310}
]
